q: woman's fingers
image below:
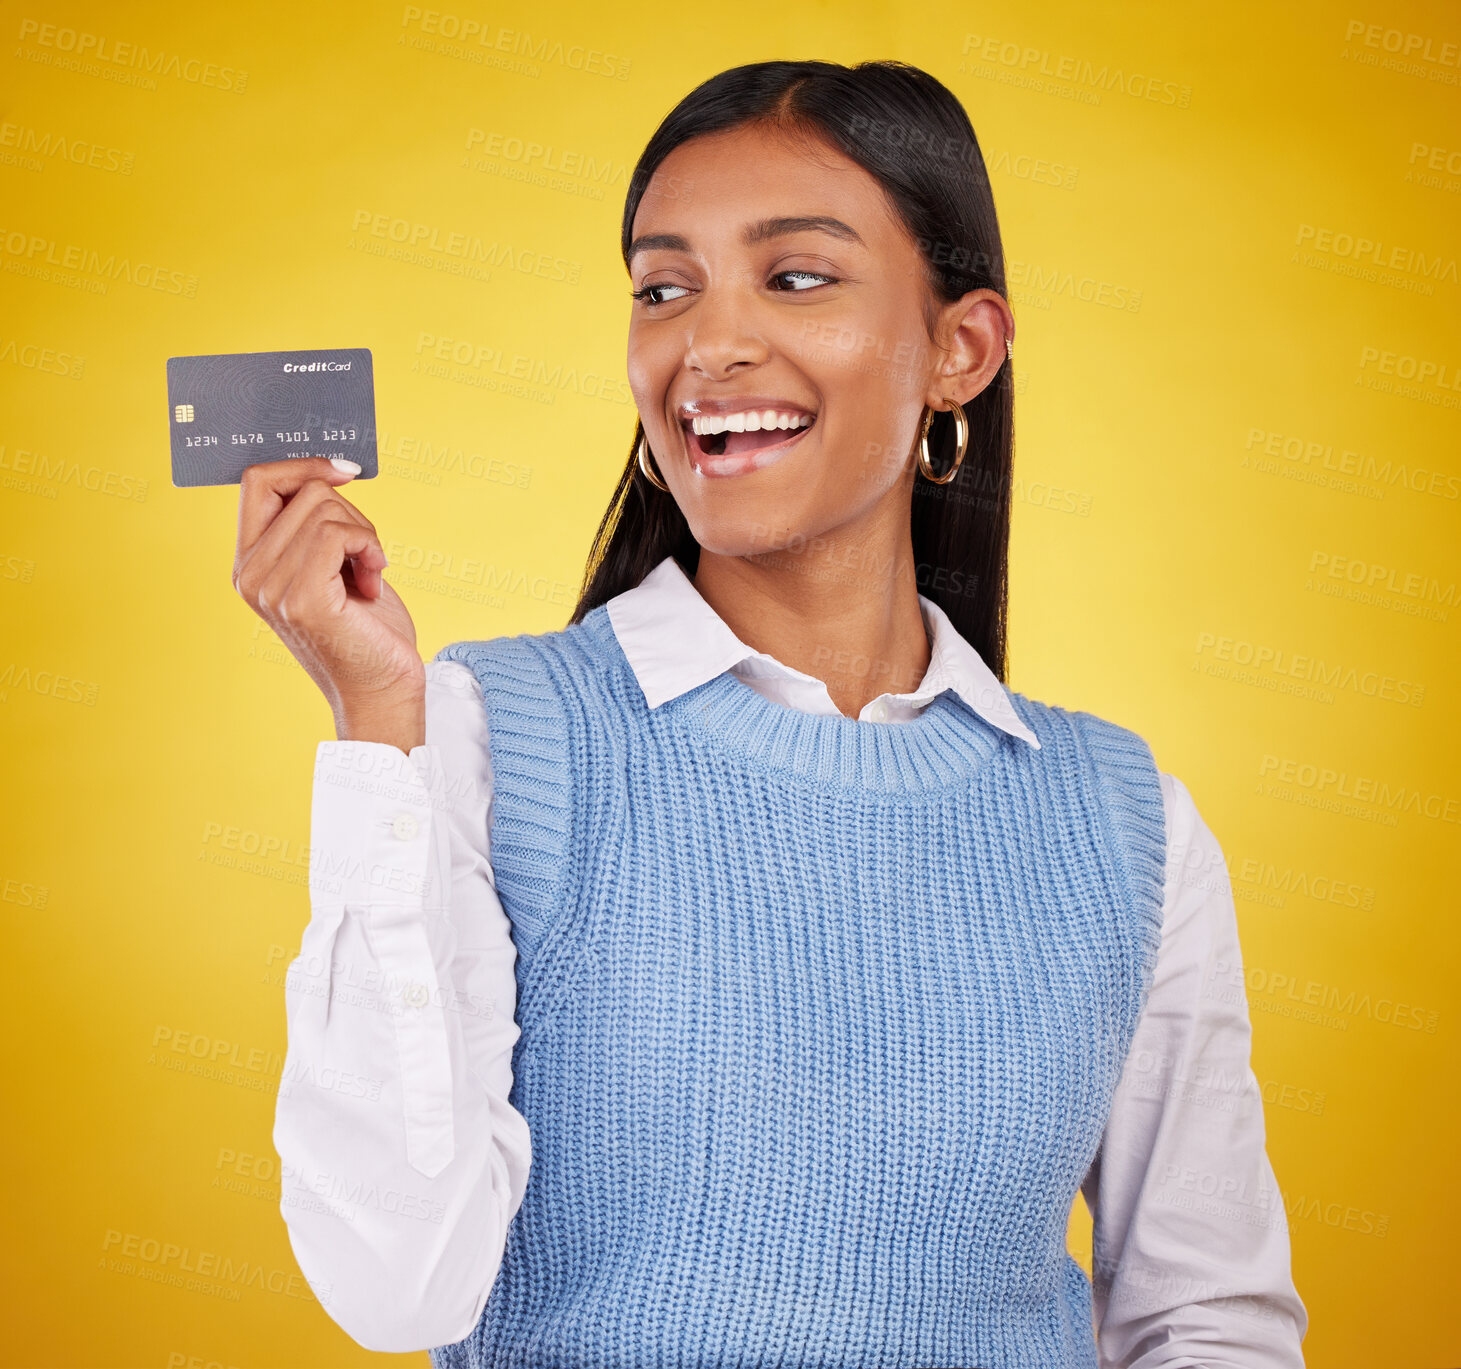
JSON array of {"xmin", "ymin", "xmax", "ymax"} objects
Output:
[
  {"xmin": 231, "ymin": 456, "xmax": 411, "ymax": 697},
  {"xmin": 234, "ymin": 464, "xmax": 379, "ymax": 610},
  {"xmin": 235, "ymin": 456, "xmax": 362, "ymax": 561}
]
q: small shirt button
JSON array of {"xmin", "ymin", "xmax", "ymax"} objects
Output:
[
  {"xmin": 392, "ymin": 813, "xmax": 419, "ymax": 841},
  {"xmin": 402, "ymin": 982, "xmax": 429, "ymax": 1009},
  {"xmin": 869, "ymin": 701, "xmax": 889, "ymax": 723}
]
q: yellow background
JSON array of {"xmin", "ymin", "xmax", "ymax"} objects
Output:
[{"xmin": 2, "ymin": 1, "xmax": 1457, "ymax": 1365}]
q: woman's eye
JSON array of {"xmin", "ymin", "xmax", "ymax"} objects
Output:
[
  {"xmin": 770, "ymin": 270, "xmax": 836, "ymax": 291},
  {"xmin": 630, "ymin": 271, "xmax": 835, "ymax": 305},
  {"xmin": 630, "ymin": 283, "xmax": 690, "ymax": 306}
]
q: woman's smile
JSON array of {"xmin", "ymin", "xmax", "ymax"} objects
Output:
[{"xmin": 678, "ymin": 396, "xmax": 820, "ymax": 478}]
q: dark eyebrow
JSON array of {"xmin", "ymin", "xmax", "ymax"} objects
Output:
[{"xmin": 625, "ymin": 215, "xmax": 864, "ymax": 269}]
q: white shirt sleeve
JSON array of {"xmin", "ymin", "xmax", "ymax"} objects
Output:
[
  {"xmin": 272, "ymin": 658, "xmax": 531, "ymax": 1353},
  {"xmin": 1083, "ymin": 771, "xmax": 1310, "ymax": 1367}
]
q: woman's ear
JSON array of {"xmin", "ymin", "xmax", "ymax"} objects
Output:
[{"xmin": 925, "ymin": 288, "xmax": 1013, "ymax": 410}]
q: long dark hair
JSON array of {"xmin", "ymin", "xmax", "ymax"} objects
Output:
[{"xmin": 568, "ymin": 59, "xmax": 1015, "ymax": 681}]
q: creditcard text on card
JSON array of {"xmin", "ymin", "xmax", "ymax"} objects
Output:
[{"xmin": 167, "ymin": 347, "xmax": 378, "ymax": 486}]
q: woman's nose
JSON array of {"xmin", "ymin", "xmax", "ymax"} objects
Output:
[{"xmin": 682, "ymin": 281, "xmax": 771, "ymax": 378}]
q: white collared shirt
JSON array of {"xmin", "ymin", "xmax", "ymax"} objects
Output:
[{"xmin": 275, "ymin": 554, "xmax": 1309, "ymax": 1362}]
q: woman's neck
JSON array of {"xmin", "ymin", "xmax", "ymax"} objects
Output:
[{"xmin": 691, "ymin": 540, "xmax": 933, "ymax": 720}]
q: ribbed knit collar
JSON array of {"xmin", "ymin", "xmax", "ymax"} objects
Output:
[
  {"xmin": 583, "ymin": 604, "xmax": 1016, "ymax": 797},
  {"xmin": 603, "ymin": 554, "xmax": 1041, "ymax": 751}
]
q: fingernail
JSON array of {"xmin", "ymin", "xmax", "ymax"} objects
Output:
[{"xmin": 330, "ymin": 458, "xmax": 362, "ymax": 476}]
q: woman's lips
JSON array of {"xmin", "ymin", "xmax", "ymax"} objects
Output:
[{"xmin": 684, "ymin": 417, "xmax": 815, "ymax": 478}]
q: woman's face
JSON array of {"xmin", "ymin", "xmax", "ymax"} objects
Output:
[{"xmin": 626, "ymin": 121, "xmax": 1009, "ymax": 560}]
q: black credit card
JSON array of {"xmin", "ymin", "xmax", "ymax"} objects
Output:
[{"xmin": 167, "ymin": 347, "xmax": 378, "ymax": 486}]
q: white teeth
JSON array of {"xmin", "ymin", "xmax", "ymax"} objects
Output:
[{"xmin": 689, "ymin": 410, "xmax": 814, "ymax": 436}]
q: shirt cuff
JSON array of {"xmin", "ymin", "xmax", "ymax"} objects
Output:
[{"xmin": 310, "ymin": 739, "xmax": 447, "ymax": 909}]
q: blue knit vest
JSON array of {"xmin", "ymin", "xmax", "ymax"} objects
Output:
[{"xmin": 427, "ymin": 603, "xmax": 1167, "ymax": 1369}]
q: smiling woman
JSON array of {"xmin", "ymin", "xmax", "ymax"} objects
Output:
[
  {"xmin": 575, "ymin": 66, "xmax": 1019, "ymax": 709},
  {"xmin": 257, "ymin": 58, "xmax": 1309, "ymax": 1369}
]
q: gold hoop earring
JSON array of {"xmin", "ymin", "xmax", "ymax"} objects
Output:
[
  {"xmin": 636, "ymin": 431, "xmax": 670, "ymax": 492},
  {"xmin": 916, "ymin": 401, "xmax": 970, "ymax": 485}
]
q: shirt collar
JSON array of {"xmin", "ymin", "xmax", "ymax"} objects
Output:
[{"xmin": 604, "ymin": 554, "xmax": 1041, "ymax": 750}]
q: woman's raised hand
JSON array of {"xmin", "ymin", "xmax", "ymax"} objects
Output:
[{"xmin": 232, "ymin": 457, "xmax": 426, "ymax": 751}]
